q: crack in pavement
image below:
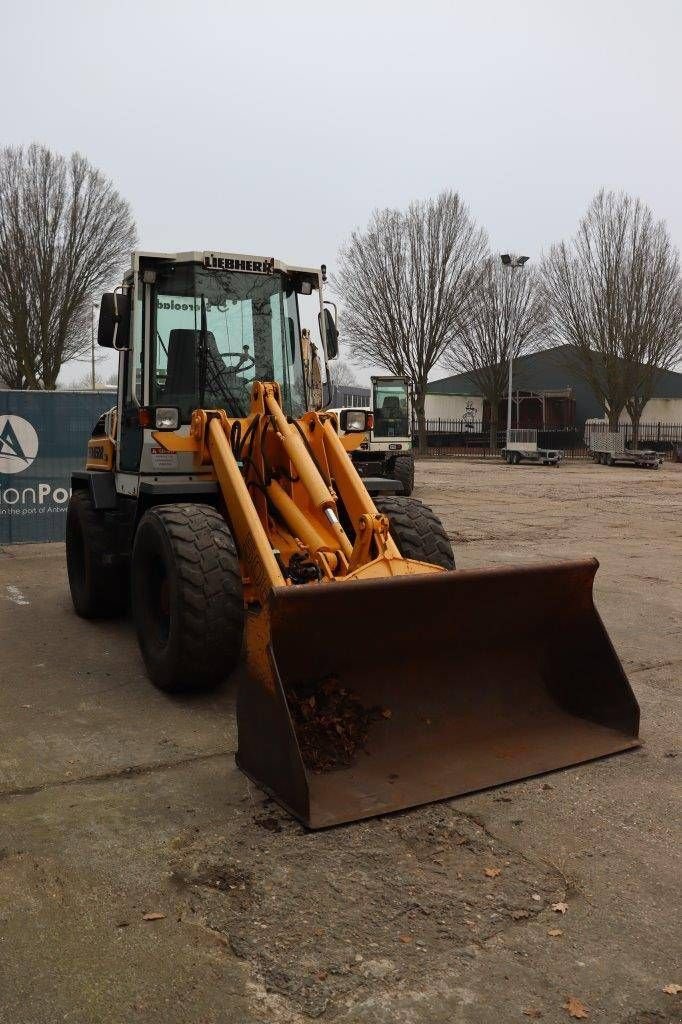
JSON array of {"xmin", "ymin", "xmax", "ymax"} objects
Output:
[{"xmin": 0, "ymin": 748, "xmax": 233, "ymax": 800}]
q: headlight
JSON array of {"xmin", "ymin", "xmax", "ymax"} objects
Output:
[
  {"xmin": 342, "ymin": 409, "xmax": 367, "ymax": 432},
  {"xmin": 155, "ymin": 407, "xmax": 179, "ymax": 430}
]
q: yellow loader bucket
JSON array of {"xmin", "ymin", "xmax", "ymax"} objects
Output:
[{"xmin": 236, "ymin": 558, "xmax": 639, "ymax": 829}]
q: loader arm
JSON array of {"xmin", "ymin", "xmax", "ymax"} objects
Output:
[{"xmin": 154, "ymin": 381, "xmax": 438, "ymax": 659}]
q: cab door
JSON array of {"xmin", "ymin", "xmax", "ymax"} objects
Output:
[{"xmin": 117, "ymin": 280, "xmax": 146, "ymax": 472}]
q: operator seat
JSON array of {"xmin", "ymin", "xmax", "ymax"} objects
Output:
[
  {"xmin": 164, "ymin": 327, "xmax": 233, "ymax": 397},
  {"xmin": 382, "ymin": 396, "xmax": 401, "ymax": 417},
  {"xmin": 164, "ymin": 329, "xmax": 204, "ymax": 402},
  {"xmin": 165, "ymin": 327, "xmax": 250, "ymax": 418}
]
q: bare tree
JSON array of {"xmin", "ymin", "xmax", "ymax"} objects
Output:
[
  {"xmin": 330, "ymin": 357, "xmax": 358, "ymax": 390},
  {"xmin": 444, "ymin": 258, "xmax": 546, "ymax": 450},
  {"xmin": 0, "ymin": 143, "xmax": 136, "ymax": 389},
  {"xmin": 543, "ymin": 190, "xmax": 682, "ymax": 438},
  {"xmin": 60, "ymin": 370, "xmax": 117, "ymax": 391},
  {"xmin": 336, "ymin": 191, "xmax": 488, "ymax": 453}
]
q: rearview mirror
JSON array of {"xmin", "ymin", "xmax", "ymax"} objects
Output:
[
  {"xmin": 319, "ymin": 307, "xmax": 339, "ymax": 360},
  {"xmin": 98, "ymin": 291, "xmax": 131, "ymax": 350}
]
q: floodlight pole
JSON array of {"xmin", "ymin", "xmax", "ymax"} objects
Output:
[{"xmin": 500, "ymin": 255, "xmax": 530, "ymax": 444}]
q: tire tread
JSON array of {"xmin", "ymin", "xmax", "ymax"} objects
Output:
[
  {"xmin": 132, "ymin": 503, "xmax": 243, "ymax": 692},
  {"xmin": 392, "ymin": 454, "xmax": 415, "ymax": 496},
  {"xmin": 66, "ymin": 490, "xmax": 127, "ymax": 618},
  {"xmin": 374, "ymin": 495, "xmax": 455, "ymax": 570}
]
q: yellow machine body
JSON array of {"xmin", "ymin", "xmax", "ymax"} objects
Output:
[{"xmin": 85, "ymin": 436, "xmax": 115, "ymax": 471}]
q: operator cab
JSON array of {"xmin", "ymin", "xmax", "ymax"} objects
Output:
[
  {"xmin": 371, "ymin": 376, "xmax": 411, "ymax": 443},
  {"xmin": 97, "ymin": 250, "xmax": 338, "ymax": 477}
]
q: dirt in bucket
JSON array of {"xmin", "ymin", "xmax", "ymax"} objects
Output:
[{"xmin": 285, "ymin": 675, "xmax": 389, "ymax": 773}]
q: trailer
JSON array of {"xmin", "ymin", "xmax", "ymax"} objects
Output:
[
  {"xmin": 502, "ymin": 429, "xmax": 563, "ymax": 466},
  {"xmin": 587, "ymin": 427, "xmax": 663, "ymax": 469}
]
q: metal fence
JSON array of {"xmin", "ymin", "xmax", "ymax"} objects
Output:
[
  {"xmin": 0, "ymin": 390, "xmax": 114, "ymax": 544},
  {"xmin": 415, "ymin": 419, "xmax": 682, "ymax": 460}
]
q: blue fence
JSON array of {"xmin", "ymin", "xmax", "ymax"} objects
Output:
[{"xmin": 0, "ymin": 390, "xmax": 114, "ymax": 544}]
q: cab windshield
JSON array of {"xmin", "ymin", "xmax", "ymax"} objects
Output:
[
  {"xmin": 373, "ymin": 379, "xmax": 409, "ymax": 437},
  {"xmin": 151, "ymin": 264, "xmax": 306, "ymax": 420}
]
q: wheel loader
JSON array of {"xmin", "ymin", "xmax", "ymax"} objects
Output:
[
  {"xmin": 332, "ymin": 375, "xmax": 415, "ymax": 495},
  {"xmin": 66, "ymin": 249, "xmax": 640, "ymax": 829}
]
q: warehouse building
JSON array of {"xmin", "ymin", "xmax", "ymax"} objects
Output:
[
  {"xmin": 426, "ymin": 345, "xmax": 682, "ymax": 428},
  {"xmin": 327, "ymin": 382, "xmax": 371, "ymax": 408}
]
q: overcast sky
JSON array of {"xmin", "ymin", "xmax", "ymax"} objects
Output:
[{"xmin": 2, "ymin": 0, "xmax": 680, "ymax": 386}]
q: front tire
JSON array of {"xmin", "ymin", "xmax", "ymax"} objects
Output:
[
  {"xmin": 131, "ymin": 504, "xmax": 244, "ymax": 693},
  {"xmin": 391, "ymin": 454, "xmax": 415, "ymax": 496},
  {"xmin": 66, "ymin": 490, "xmax": 127, "ymax": 619},
  {"xmin": 374, "ymin": 496, "xmax": 455, "ymax": 570}
]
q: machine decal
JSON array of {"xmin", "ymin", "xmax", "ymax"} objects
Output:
[
  {"xmin": 150, "ymin": 446, "xmax": 179, "ymax": 470},
  {"xmin": 203, "ymin": 254, "xmax": 274, "ymax": 274}
]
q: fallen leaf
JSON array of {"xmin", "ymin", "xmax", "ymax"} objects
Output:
[
  {"xmin": 511, "ymin": 909, "xmax": 530, "ymax": 920},
  {"xmin": 531, "ymin": 894, "xmax": 542, "ymax": 902},
  {"xmin": 523, "ymin": 1010, "xmax": 543, "ymax": 1019},
  {"xmin": 399, "ymin": 934, "xmax": 412, "ymax": 943},
  {"xmin": 548, "ymin": 928, "xmax": 563, "ymax": 937},
  {"xmin": 663, "ymin": 984, "xmax": 682, "ymax": 995},
  {"xmin": 552, "ymin": 902, "xmax": 569, "ymax": 914},
  {"xmin": 484, "ymin": 867, "xmax": 502, "ymax": 878},
  {"xmin": 564, "ymin": 996, "xmax": 589, "ymax": 1018},
  {"xmin": 142, "ymin": 912, "xmax": 166, "ymax": 921}
]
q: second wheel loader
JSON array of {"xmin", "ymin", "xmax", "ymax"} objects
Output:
[
  {"xmin": 332, "ymin": 376, "xmax": 415, "ymax": 495},
  {"xmin": 66, "ymin": 248, "xmax": 639, "ymax": 828}
]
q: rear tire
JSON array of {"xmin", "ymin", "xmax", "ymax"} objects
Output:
[
  {"xmin": 391, "ymin": 454, "xmax": 415, "ymax": 496},
  {"xmin": 66, "ymin": 490, "xmax": 127, "ymax": 618},
  {"xmin": 374, "ymin": 495, "xmax": 455, "ymax": 570},
  {"xmin": 131, "ymin": 504, "xmax": 244, "ymax": 693}
]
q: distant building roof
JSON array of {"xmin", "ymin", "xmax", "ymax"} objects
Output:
[
  {"xmin": 428, "ymin": 345, "xmax": 682, "ymax": 423},
  {"xmin": 427, "ymin": 371, "xmax": 481, "ymax": 396}
]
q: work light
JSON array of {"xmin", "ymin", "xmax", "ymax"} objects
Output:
[
  {"xmin": 343, "ymin": 410, "xmax": 368, "ymax": 432},
  {"xmin": 155, "ymin": 408, "xmax": 179, "ymax": 430}
]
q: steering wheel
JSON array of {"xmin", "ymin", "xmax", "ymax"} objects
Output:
[{"xmin": 219, "ymin": 347, "xmax": 256, "ymax": 373}]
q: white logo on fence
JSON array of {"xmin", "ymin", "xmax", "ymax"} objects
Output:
[{"xmin": 0, "ymin": 415, "xmax": 39, "ymax": 474}]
